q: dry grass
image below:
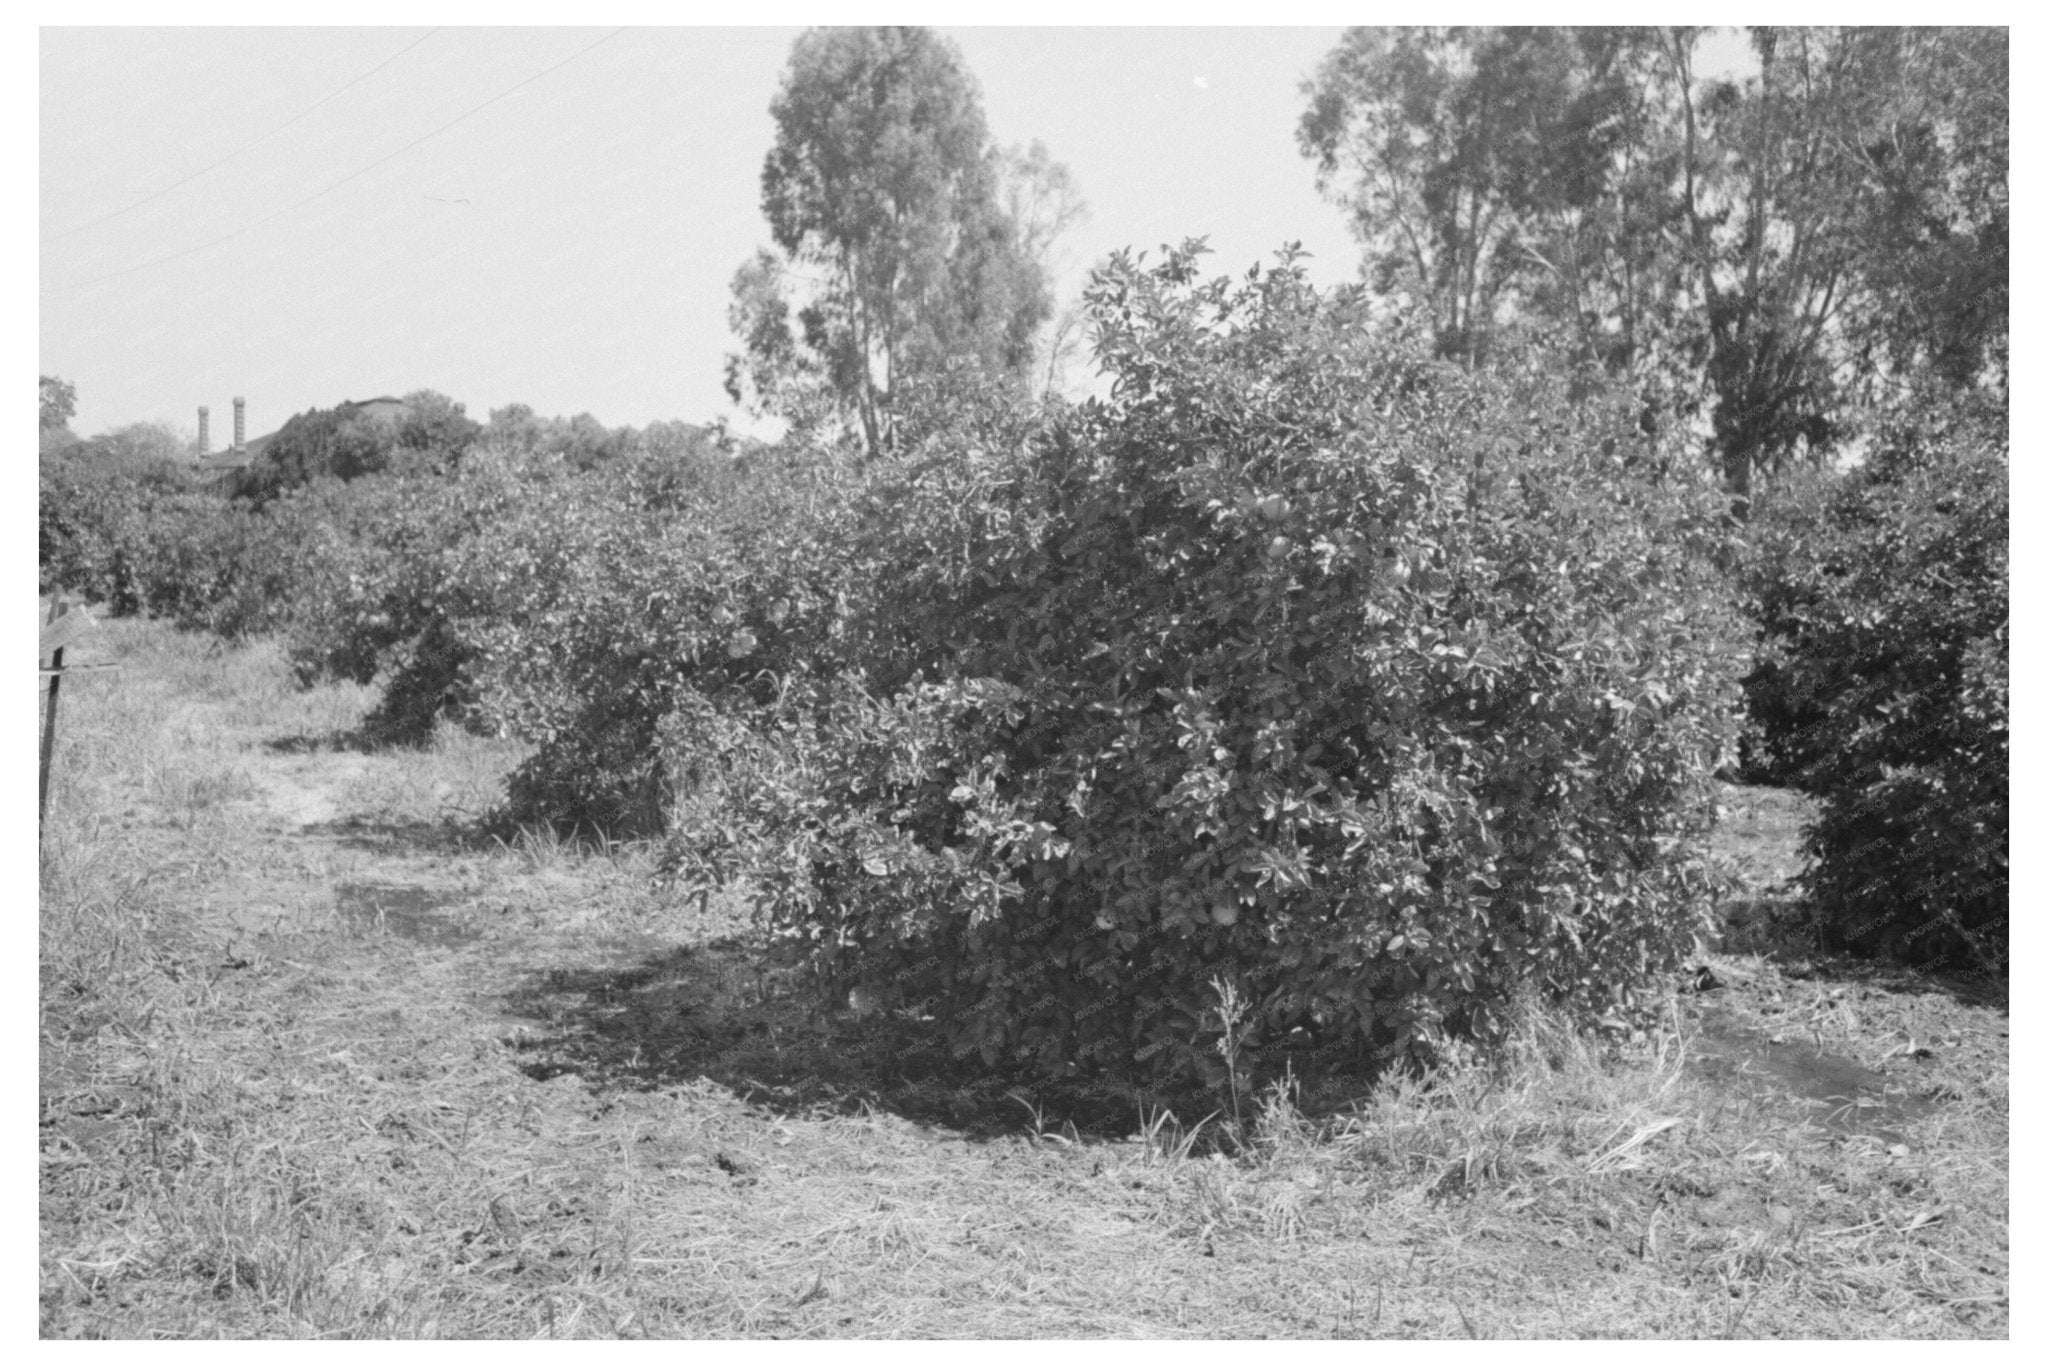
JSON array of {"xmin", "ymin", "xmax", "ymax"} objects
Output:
[{"xmin": 39, "ymin": 615, "xmax": 2008, "ymax": 1338}]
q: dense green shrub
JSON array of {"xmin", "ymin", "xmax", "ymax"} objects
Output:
[
  {"xmin": 1733, "ymin": 466, "xmax": 1839, "ymax": 785},
  {"xmin": 40, "ymin": 450, "xmax": 158, "ymax": 609},
  {"xmin": 1743, "ymin": 405, "xmax": 2007, "ymax": 967},
  {"xmin": 40, "ymin": 445, "xmax": 210, "ymax": 615},
  {"xmin": 40, "ymin": 445, "xmax": 332, "ymax": 640},
  {"xmin": 234, "ymin": 391, "xmax": 480, "ymax": 504},
  {"xmin": 124, "ymin": 491, "xmax": 297, "ymax": 639},
  {"xmin": 41, "ymin": 409, "xmax": 809, "ymax": 802},
  {"xmin": 668, "ymin": 246, "xmax": 1745, "ymax": 1082},
  {"xmin": 279, "ymin": 462, "xmax": 533, "ymax": 744},
  {"xmin": 483, "ymin": 452, "xmax": 856, "ymax": 832},
  {"xmin": 479, "ymin": 403, "xmax": 648, "ymax": 471},
  {"xmin": 278, "ymin": 436, "xmax": 822, "ymax": 789}
]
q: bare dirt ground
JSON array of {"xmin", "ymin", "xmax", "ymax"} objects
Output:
[{"xmin": 38, "ymin": 619, "xmax": 2009, "ymax": 1338}]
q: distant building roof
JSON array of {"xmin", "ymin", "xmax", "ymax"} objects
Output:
[
  {"xmin": 338, "ymin": 396, "xmax": 408, "ymax": 420},
  {"xmin": 197, "ymin": 440, "xmax": 260, "ymax": 471}
]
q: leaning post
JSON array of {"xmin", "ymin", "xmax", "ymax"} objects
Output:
[
  {"xmin": 39, "ymin": 595, "xmax": 67, "ymax": 834},
  {"xmin": 39, "ymin": 594, "xmax": 109, "ymax": 841}
]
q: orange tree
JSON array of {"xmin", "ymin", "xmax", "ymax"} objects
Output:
[
  {"xmin": 280, "ymin": 459, "xmax": 534, "ymax": 745},
  {"xmin": 1742, "ymin": 398, "xmax": 2007, "ymax": 969},
  {"xmin": 481, "ymin": 447, "xmax": 860, "ymax": 835},
  {"xmin": 670, "ymin": 244, "xmax": 1745, "ymax": 1082}
]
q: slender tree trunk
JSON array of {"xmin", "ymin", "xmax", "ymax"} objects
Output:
[{"xmin": 1667, "ymin": 28, "xmax": 1755, "ymax": 517}]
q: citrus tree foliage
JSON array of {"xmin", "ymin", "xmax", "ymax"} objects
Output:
[
  {"xmin": 279, "ymin": 465, "xmax": 527, "ymax": 744},
  {"xmin": 38, "ymin": 429, "xmax": 236, "ymax": 626},
  {"xmin": 479, "ymin": 452, "xmax": 857, "ymax": 834},
  {"xmin": 40, "ymin": 442, "xmax": 202, "ymax": 611},
  {"xmin": 39, "ymin": 441, "xmax": 326, "ymax": 639},
  {"xmin": 72, "ymin": 420, "xmax": 193, "ymax": 467},
  {"xmin": 281, "ymin": 448, "xmax": 656, "ymax": 749},
  {"xmin": 235, "ymin": 391, "xmax": 480, "ymax": 503},
  {"xmin": 1742, "ymin": 399, "xmax": 2007, "ymax": 968},
  {"xmin": 483, "ymin": 404, "xmax": 617, "ymax": 469},
  {"xmin": 1300, "ymin": 26, "xmax": 2009, "ymax": 503},
  {"xmin": 673, "ymin": 245, "xmax": 1744, "ymax": 1081},
  {"xmin": 278, "ymin": 436, "xmax": 849, "ymax": 827},
  {"xmin": 725, "ymin": 26, "xmax": 1056, "ymax": 458}
]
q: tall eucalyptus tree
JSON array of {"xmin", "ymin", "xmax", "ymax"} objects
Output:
[
  {"xmin": 726, "ymin": 27, "xmax": 1061, "ymax": 460},
  {"xmin": 1300, "ymin": 26, "xmax": 2007, "ymax": 505}
]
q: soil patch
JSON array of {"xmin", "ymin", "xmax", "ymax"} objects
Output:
[
  {"xmin": 335, "ymin": 882, "xmax": 485, "ymax": 949},
  {"xmin": 1688, "ymin": 1008, "xmax": 1939, "ymax": 1143}
]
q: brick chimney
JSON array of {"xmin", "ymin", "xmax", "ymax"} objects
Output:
[
  {"xmin": 233, "ymin": 396, "xmax": 246, "ymax": 454},
  {"xmin": 197, "ymin": 405, "xmax": 210, "ymax": 457}
]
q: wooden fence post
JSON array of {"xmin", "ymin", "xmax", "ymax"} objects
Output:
[
  {"xmin": 40, "ymin": 596, "xmax": 66, "ymax": 835},
  {"xmin": 39, "ymin": 594, "xmax": 111, "ymax": 841}
]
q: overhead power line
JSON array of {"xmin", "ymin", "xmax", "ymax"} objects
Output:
[
  {"xmin": 48, "ymin": 27, "xmax": 444, "ymax": 245},
  {"xmin": 45, "ymin": 27, "xmax": 627, "ymax": 296},
  {"xmin": 49, "ymin": 28, "xmax": 442, "ymax": 244}
]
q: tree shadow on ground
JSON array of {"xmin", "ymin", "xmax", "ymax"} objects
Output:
[
  {"xmin": 264, "ymin": 730, "xmax": 383, "ymax": 756},
  {"xmin": 495, "ymin": 937, "xmax": 1366, "ymax": 1147},
  {"xmin": 299, "ymin": 814, "xmax": 501, "ymax": 858},
  {"xmin": 262, "ymin": 715, "xmax": 460, "ymax": 754},
  {"xmin": 1715, "ymin": 891, "xmax": 2008, "ymax": 1013}
]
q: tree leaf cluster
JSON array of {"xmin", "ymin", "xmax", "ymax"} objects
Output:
[
  {"xmin": 726, "ymin": 27, "xmax": 1063, "ymax": 459},
  {"xmin": 1299, "ymin": 26, "xmax": 2007, "ymax": 503},
  {"xmin": 675, "ymin": 245, "xmax": 1748, "ymax": 1082},
  {"xmin": 1741, "ymin": 397, "xmax": 2007, "ymax": 968},
  {"xmin": 232, "ymin": 391, "xmax": 482, "ymax": 504}
]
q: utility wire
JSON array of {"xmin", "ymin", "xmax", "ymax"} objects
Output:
[
  {"xmin": 46, "ymin": 27, "xmax": 627, "ymax": 295},
  {"xmin": 49, "ymin": 28, "xmax": 442, "ymax": 243}
]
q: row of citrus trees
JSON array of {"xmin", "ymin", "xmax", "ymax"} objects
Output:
[{"xmin": 39, "ymin": 249, "xmax": 2007, "ymax": 1083}]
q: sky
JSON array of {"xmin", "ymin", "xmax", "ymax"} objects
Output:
[
  {"xmin": 39, "ymin": 25, "xmax": 1377, "ymax": 443},
  {"xmin": 38, "ymin": 23, "xmax": 1767, "ymax": 445}
]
